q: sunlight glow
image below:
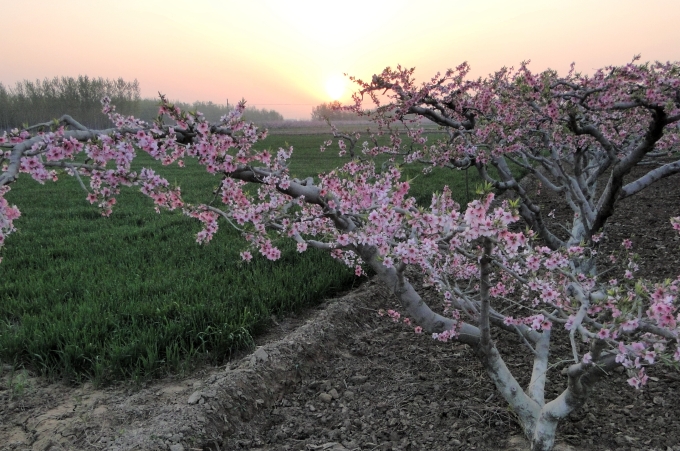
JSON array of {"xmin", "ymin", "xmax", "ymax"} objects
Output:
[
  {"xmin": 325, "ymin": 75, "xmax": 346, "ymax": 101},
  {"xmin": 2, "ymin": 0, "xmax": 680, "ymax": 119}
]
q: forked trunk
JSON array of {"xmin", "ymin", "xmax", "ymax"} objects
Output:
[
  {"xmin": 530, "ymin": 414, "xmax": 559, "ymax": 451},
  {"xmin": 567, "ymin": 215, "xmax": 597, "ymax": 276}
]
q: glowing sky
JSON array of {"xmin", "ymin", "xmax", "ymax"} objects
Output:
[{"xmin": 2, "ymin": 0, "xmax": 680, "ymax": 119}]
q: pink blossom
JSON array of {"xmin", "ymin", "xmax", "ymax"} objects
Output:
[
  {"xmin": 240, "ymin": 251, "xmax": 253, "ymax": 262},
  {"xmin": 528, "ymin": 314, "xmax": 545, "ymax": 331},
  {"xmin": 630, "ymin": 342, "xmax": 645, "ymax": 355},
  {"xmin": 197, "ymin": 122, "xmax": 210, "ymax": 135},
  {"xmin": 644, "ymin": 350, "xmax": 656, "ymax": 364},
  {"xmin": 597, "ymin": 328, "xmax": 610, "ymax": 339},
  {"xmin": 671, "ymin": 217, "xmax": 680, "ymax": 231},
  {"xmin": 627, "ymin": 376, "xmax": 642, "ymax": 389},
  {"xmin": 526, "ymin": 255, "xmax": 541, "ymax": 271},
  {"xmin": 620, "ymin": 318, "xmax": 639, "ymax": 332},
  {"xmin": 387, "ymin": 309, "xmax": 401, "ymax": 322},
  {"xmin": 567, "ymin": 246, "xmax": 583, "ymax": 255},
  {"xmin": 627, "ymin": 369, "xmax": 649, "ymax": 389}
]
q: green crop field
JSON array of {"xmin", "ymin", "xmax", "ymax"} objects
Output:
[{"xmin": 0, "ymin": 128, "xmax": 517, "ymax": 385}]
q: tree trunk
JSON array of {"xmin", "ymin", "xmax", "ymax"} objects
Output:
[{"xmin": 530, "ymin": 413, "xmax": 559, "ymax": 451}]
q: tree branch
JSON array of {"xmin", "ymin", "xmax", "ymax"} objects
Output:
[
  {"xmin": 528, "ymin": 329, "xmax": 551, "ymax": 406},
  {"xmin": 619, "ymin": 159, "xmax": 680, "ymax": 199}
]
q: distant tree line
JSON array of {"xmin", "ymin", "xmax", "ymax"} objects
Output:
[
  {"xmin": 138, "ymin": 99, "xmax": 283, "ymax": 123},
  {"xmin": 311, "ymin": 101, "xmax": 360, "ymax": 121},
  {"xmin": 0, "ymin": 76, "xmax": 284, "ymax": 130},
  {"xmin": 0, "ymin": 76, "xmax": 141, "ymax": 130}
]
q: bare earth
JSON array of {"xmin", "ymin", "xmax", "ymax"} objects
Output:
[{"xmin": 1, "ymin": 166, "xmax": 679, "ymax": 451}]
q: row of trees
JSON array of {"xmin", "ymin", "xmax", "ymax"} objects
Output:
[
  {"xmin": 1, "ymin": 58, "xmax": 680, "ymax": 450},
  {"xmin": 137, "ymin": 99, "xmax": 284, "ymax": 123},
  {"xmin": 0, "ymin": 77, "xmax": 284, "ymax": 130},
  {"xmin": 310, "ymin": 100, "xmax": 360, "ymax": 121},
  {"xmin": 0, "ymin": 75, "xmax": 398, "ymax": 128},
  {"xmin": 0, "ymin": 76, "xmax": 141, "ymax": 130}
]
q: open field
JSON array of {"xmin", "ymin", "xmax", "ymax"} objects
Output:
[
  {"xmin": 0, "ymin": 128, "xmax": 507, "ymax": 385},
  {"xmin": 259, "ymin": 120, "xmax": 442, "ymax": 136},
  {"xmin": 0, "ymin": 149, "xmax": 354, "ymax": 385}
]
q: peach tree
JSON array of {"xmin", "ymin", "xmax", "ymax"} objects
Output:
[{"xmin": 1, "ymin": 58, "xmax": 679, "ymax": 450}]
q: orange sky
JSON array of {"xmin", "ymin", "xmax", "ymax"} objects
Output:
[{"xmin": 2, "ymin": 0, "xmax": 680, "ymax": 119}]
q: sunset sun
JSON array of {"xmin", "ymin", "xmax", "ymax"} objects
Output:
[{"xmin": 325, "ymin": 75, "xmax": 346, "ymax": 101}]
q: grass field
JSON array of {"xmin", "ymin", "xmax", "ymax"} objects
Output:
[{"xmin": 0, "ymin": 128, "xmax": 515, "ymax": 385}]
